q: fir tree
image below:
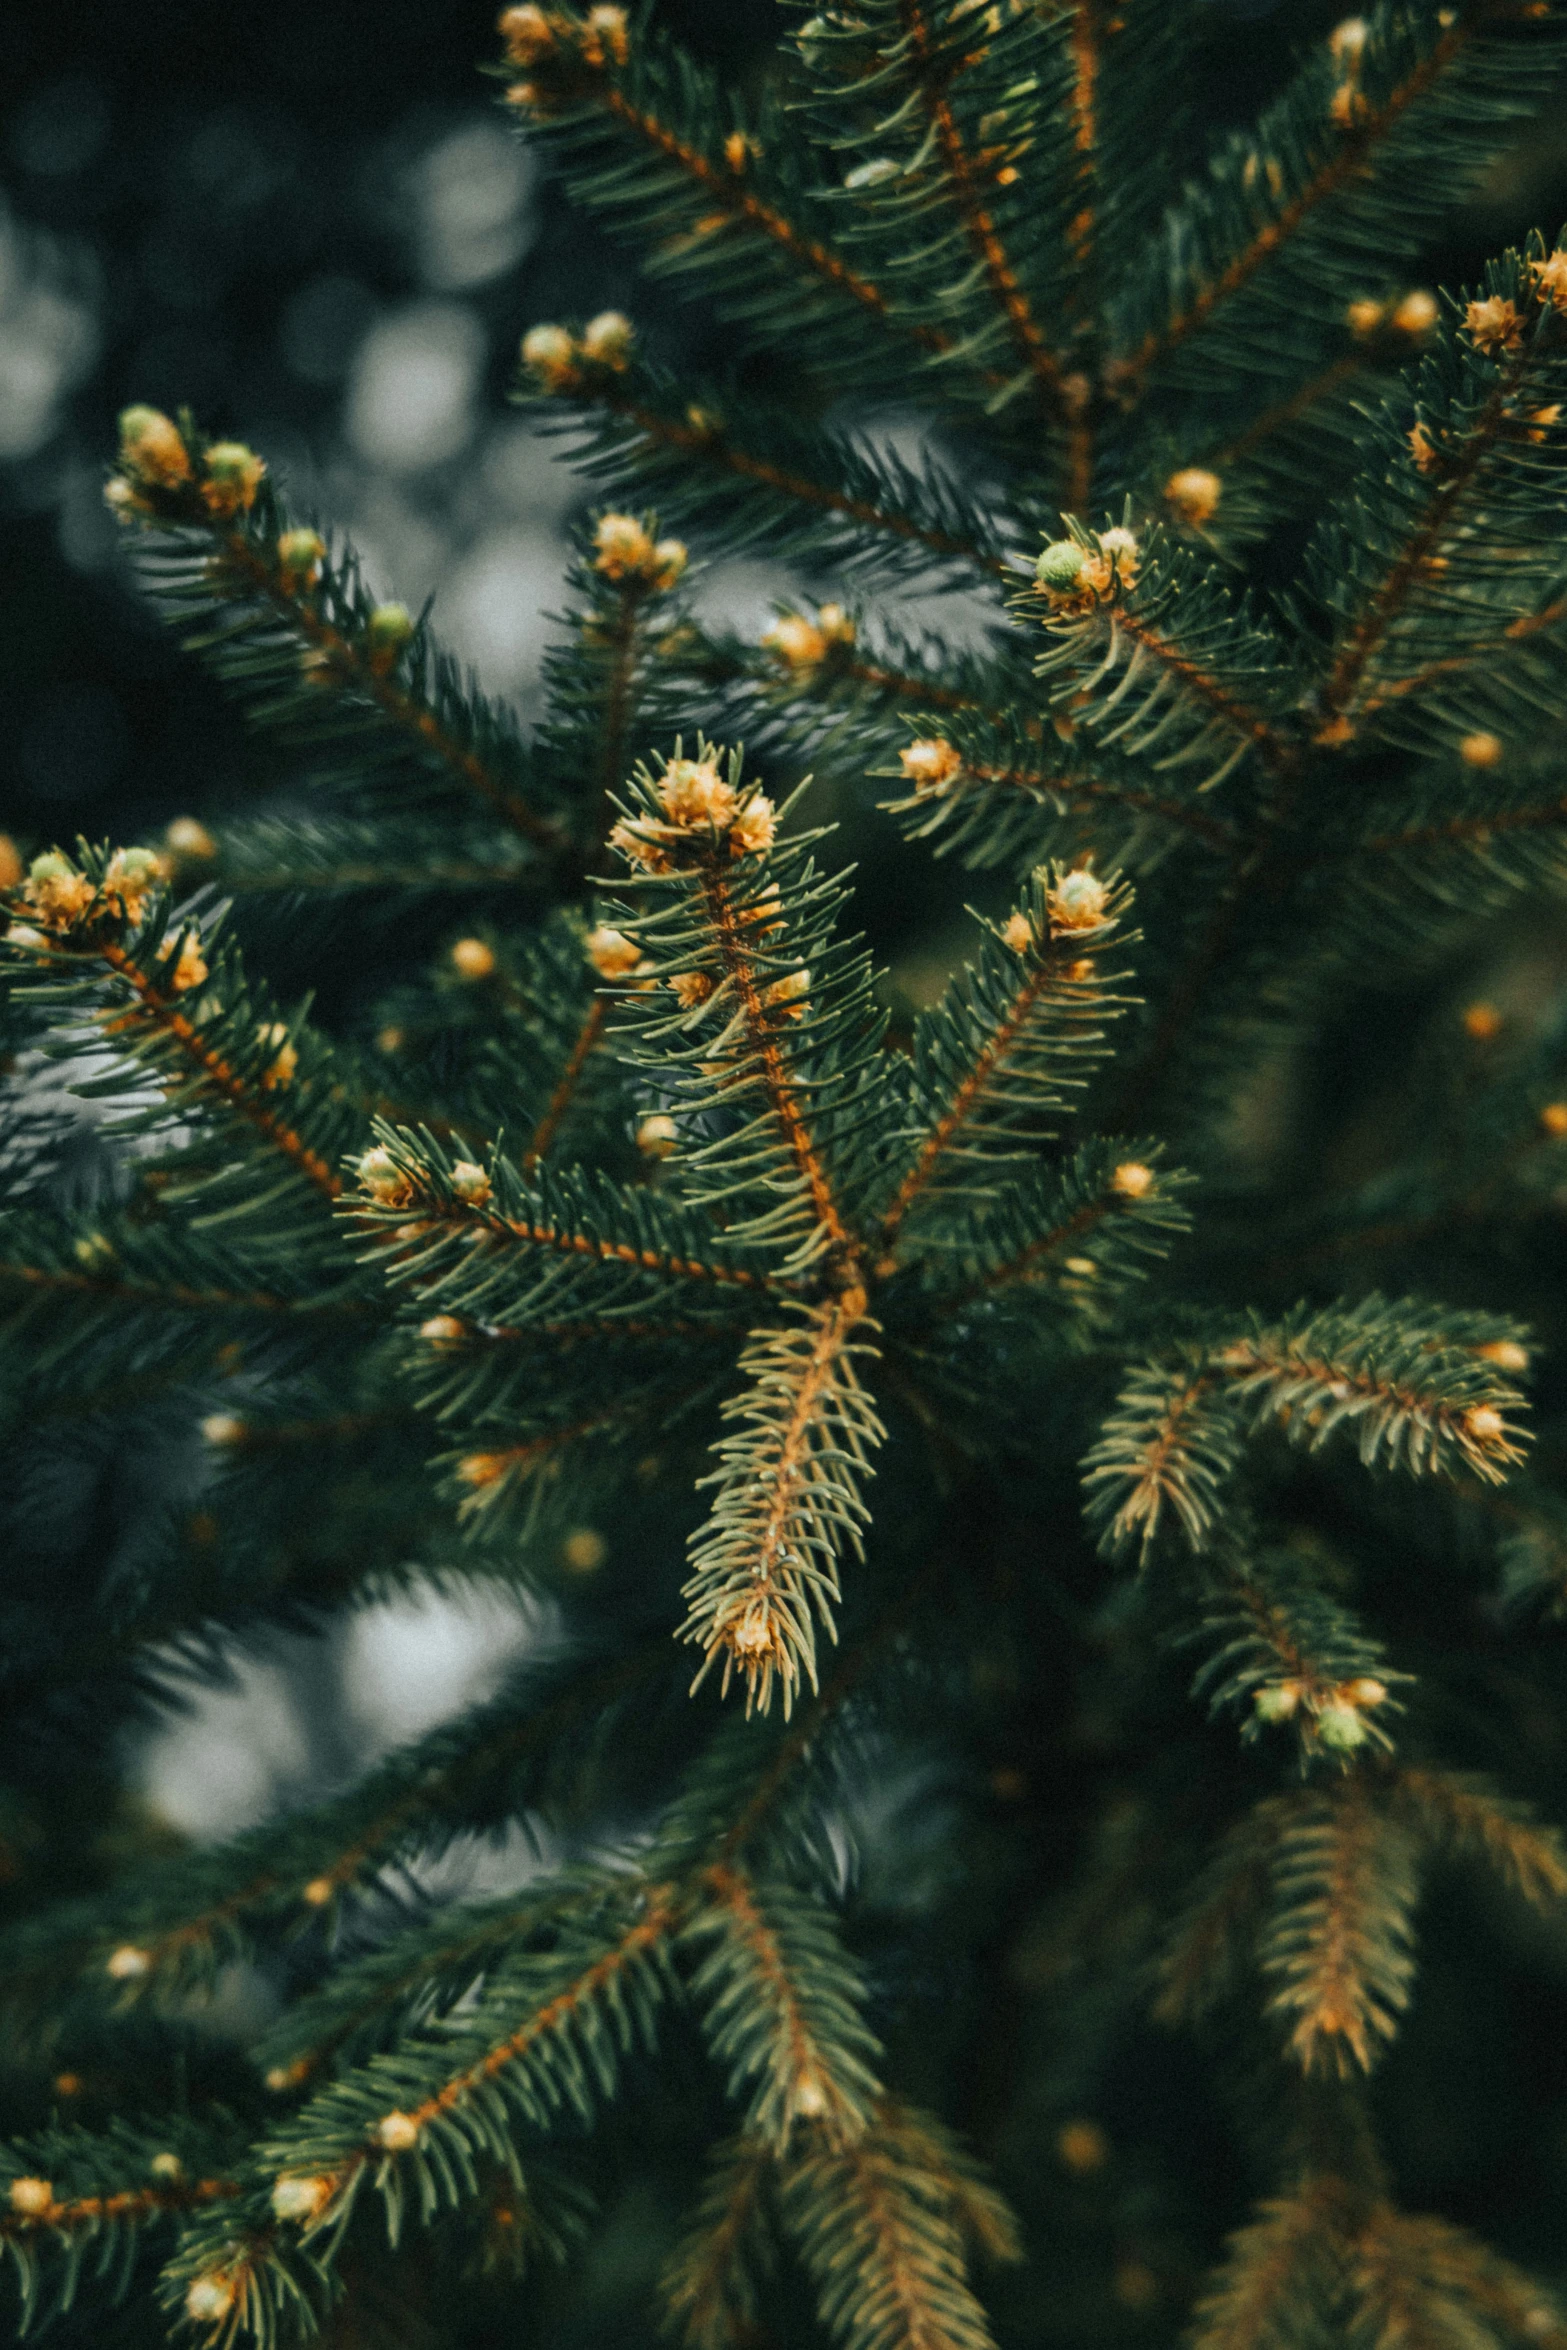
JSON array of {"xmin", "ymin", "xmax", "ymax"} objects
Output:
[{"xmin": 8, "ymin": 4, "xmax": 1567, "ymax": 2346}]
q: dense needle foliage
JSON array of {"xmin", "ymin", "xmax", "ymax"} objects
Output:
[{"xmin": 7, "ymin": 3, "xmax": 1567, "ymax": 2346}]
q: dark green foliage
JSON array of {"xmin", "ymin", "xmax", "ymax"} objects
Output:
[{"xmin": 10, "ymin": 3, "xmax": 1567, "ymax": 2348}]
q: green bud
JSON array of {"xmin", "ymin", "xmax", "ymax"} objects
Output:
[
  {"xmin": 1251, "ymin": 1683, "xmax": 1301, "ymax": 1725},
  {"xmin": 1314, "ymin": 1701, "xmax": 1371, "ymax": 1753},
  {"xmin": 1036, "ymin": 539, "xmax": 1086, "ymax": 591},
  {"xmin": 29, "ymin": 852, "xmax": 74, "ymax": 883},
  {"xmin": 367, "ymin": 603, "xmax": 415, "ymax": 651},
  {"xmin": 117, "ymin": 847, "xmax": 161, "ymax": 881}
]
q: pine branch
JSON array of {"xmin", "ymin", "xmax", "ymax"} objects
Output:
[
  {"xmin": 1154, "ymin": 1793, "xmax": 1297, "ymax": 2030},
  {"xmin": 684, "ymin": 1865, "xmax": 882, "ymax": 2149},
  {"xmin": 499, "ymin": 10, "xmax": 969, "ymax": 389},
  {"xmin": 604, "ymin": 745, "xmax": 890, "ymax": 1273},
  {"xmin": 261, "ymin": 1888, "xmax": 675, "ymax": 2245},
  {"xmin": 1186, "ymin": 1546, "xmax": 1406, "ymax": 1765},
  {"xmin": 1312, "ymin": 250, "xmax": 1567, "ymax": 742},
  {"xmin": 0, "ymin": 2119, "xmax": 246, "ymax": 2335},
  {"xmin": 877, "ymin": 866, "xmax": 1135, "ymax": 1251},
  {"xmin": 5, "ymin": 857, "xmax": 365, "ymax": 1251},
  {"xmin": 1349, "ymin": 2206, "xmax": 1567, "ymax": 2350},
  {"xmin": 1260, "ymin": 1782, "xmax": 1421, "ymax": 2077},
  {"xmin": 681, "ymin": 1299, "xmax": 885, "ymax": 1717},
  {"xmin": 1108, "ymin": 2, "xmax": 1563, "ymax": 404},
  {"xmin": 107, "ymin": 421, "xmax": 560, "ymax": 851},
  {"xmin": 1187, "ymin": 2178, "xmax": 1350, "ymax": 2350},
  {"xmin": 1022, "ymin": 525, "xmax": 1300, "ymax": 789},
  {"xmin": 659, "ymin": 2133, "xmax": 776, "ymax": 2350},
  {"xmin": 1388, "ymin": 1766, "xmax": 1567, "ymax": 1908},
  {"xmin": 932, "ymin": 1140, "xmax": 1192, "ymax": 1306},
  {"xmin": 526, "ymin": 355, "xmax": 1012, "ymax": 584},
  {"xmin": 1085, "ymin": 1298, "xmax": 1531, "ymax": 1560},
  {"xmin": 777, "ymin": 2105, "xmax": 1003, "ymax": 2350}
]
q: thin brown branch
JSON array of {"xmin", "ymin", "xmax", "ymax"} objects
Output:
[
  {"xmin": 1206, "ymin": 350, "xmax": 1370, "ymax": 469},
  {"xmin": 523, "ymin": 1000, "xmax": 606, "ymax": 1172},
  {"xmin": 596, "ymin": 86, "xmax": 953, "ymax": 357},
  {"xmin": 98, "ymin": 941, "xmax": 343, "ymax": 1201},
  {"xmin": 598, "ymin": 391, "xmax": 1008, "ymax": 576},
  {"xmin": 942, "ymin": 756, "xmax": 1236, "ymax": 847},
  {"xmin": 702, "ymin": 869, "xmax": 860, "ymax": 1273},
  {"xmin": 212, "ymin": 533, "xmax": 559, "ymax": 849},
  {"xmin": 900, "ymin": 0, "xmax": 1074, "ymax": 411},
  {"xmin": 1320, "ymin": 351, "xmax": 1540, "ymax": 723}
]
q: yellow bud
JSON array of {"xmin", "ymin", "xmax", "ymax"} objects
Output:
[
  {"xmin": 637, "ymin": 1113, "xmax": 679, "ymax": 1158},
  {"xmin": 9, "ymin": 2179, "xmax": 53, "ymax": 2218},
  {"xmin": 1164, "ymin": 466, "xmax": 1221, "ymax": 527},
  {"xmin": 375, "ymin": 2112, "xmax": 420, "ymax": 2152}
]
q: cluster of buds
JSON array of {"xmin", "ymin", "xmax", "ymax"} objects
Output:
[
  {"xmin": 166, "ymin": 816, "xmax": 217, "ymax": 863},
  {"xmin": 1345, "ymin": 288, "xmax": 1439, "ymax": 341},
  {"xmin": 1251, "ymin": 1671, "xmax": 1391, "ymax": 1755},
  {"xmin": 609, "ymin": 751, "xmax": 777, "ymax": 871},
  {"xmin": 592, "ymin": 511, "xmax": 688, "ymax": 591},
  {"xmin": 106, "ymin": 407, "xmax": 266, "ymax": 523},
  {"xmin": 499, "ymin": 4, "xmax": 628, "ymax": 108},
  {"xmin": 185, "ymin": 2270, "xmax": 240, "ymax": 2324},
  {"xmin": 451, "ymin": 935, "xmax": 497, "ymax": 980},
  {"xmin": 1163, "ymin": 468, "xmax": 1221, "ymax": 529},
  {"xmin": 520, "ymin": 309, "xmax": 634, "ymax": 392},
  {"xmin": 276, "ymin": 526, "xmax": 326, "ymax": 592},
  {"xmin": 357, "ymin": 1147, "xmax": 416, "ymax": 1208},
  {"xmin": 255, "ymin": 1023, "xmax": 298, "ymax": 1091},
  {"xmin": 1034, "ymin": 526, "xmax": 1141, "ymax": 610},
  {"xmin": 12, "ymin": 846, "xmax": 167, "ymax": 938},
  {"xmin": 760, "ymin": 603, "xmax": 855, "ymax": 672}
]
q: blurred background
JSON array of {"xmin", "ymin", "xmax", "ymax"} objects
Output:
[{"xmin": 4, "ymin": 0, "xmax": 1567, "ymax": 1875}]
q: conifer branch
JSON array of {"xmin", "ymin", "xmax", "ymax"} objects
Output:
[
  {"xmin": 555, "ymin": 381, "xmax": 1009, "ymax": 578},
  {"xmin": 1111, "ymin": 9, "xmax": 1484, "ymax": 398},
  {"xmin": 878, "ymin": 867, "xmax": 1133, "ymax": 1248},
  {"xmin": 1349, "ymin": 2206, "xmax": 1567, "ymax": 2350},
  {"xmin": 685, "ymin": 1865, "xmax": 882, "ymax": 2148},
  {"xmin": 1087, "ymin": 1299, "xmax": 1530, "ymax": 1559},
  {"xmin": 682, "ymin": 1299, "xmax": 884, "ymax": 1716},
  {"xmin": 522, "ymin": 1001, "xmax": 606, "ymax": 1172},
  {"xmin": 99, "ymin": 939, "xmax": 342, "ymax": 1199},
  {"xmin": 660, "ymin": 2133, "xmax": 776, "ymax": 2350},
  {"xmin": 107, "ymin": 432, "xmax": 558, "ymax": 851},
  {"xmin": 1261, "ymin": 1783, "xmax": 1421, "ymax": 2076},
  {"xmin": 1187, "ymin": 2178, "xmax": 1350, "ymax": 2350},
  {"xmin": 264, "ymin": 1892, "xmax": 675, "ymax": 2232},
  {"xmin": 886, "ymin": 749, "xmax": 1235, "ymax": 859},
  {"xmin": 898, "ymin": 0, "xmax": 1078, "ymax": 426},
  {"xmin": 778, "ymin": 2109, "xmax": 1004, "ymax": 2350},
  {"xmin": 1389, "ymin": 1767, "xmax": 1567, "ymax": 1907},
  {"xmin": 1318, "ymin": 349, "xmax": 1547, "ymax": 728}
]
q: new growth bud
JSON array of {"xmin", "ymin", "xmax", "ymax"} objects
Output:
[
  {"xmin": 1046, "ymin": 869, "xmax": 1109, "ymax": 932},
  {"xmin": 118, "ymin": 405, "xmax": 191, "ymax": 489},
  {"xmin": 201, "ymin": 441, "xmax": 266, "ymax": 517},
  {"xmin": 1036, "ymin": 539, "xmax": 1087, "ymax": 594},
  {"xmin": 365, "ymin": 603, "xmax": 415, "ymax": 674}
]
